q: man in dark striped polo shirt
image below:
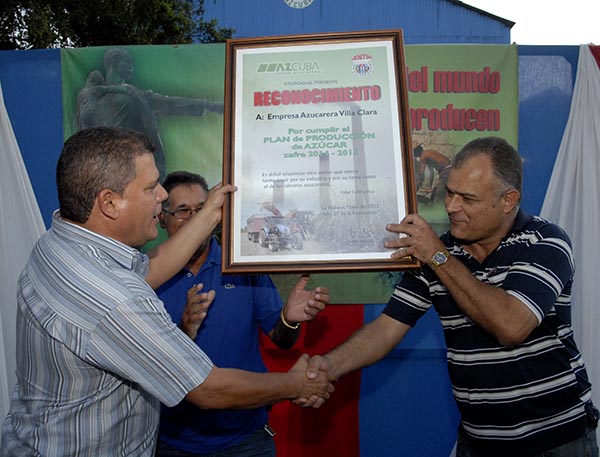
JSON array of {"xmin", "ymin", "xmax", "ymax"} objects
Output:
[{"xmin": 308, "ymin": 137, "xmax": 598, "ymax": 456}]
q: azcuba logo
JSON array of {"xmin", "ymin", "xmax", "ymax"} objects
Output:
[
  {"xmin": 257, "ymin": 61, "xmax": 320, "ymax": 74},
  {"xmin": 352, "ymin": 54, "xmax": 373, "ymax": 77}
]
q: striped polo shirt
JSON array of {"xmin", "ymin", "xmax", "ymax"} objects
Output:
[
  {"xmin": 1, "ymin": 211, "xmax": 213, "ymax": 456},
  {"xmin": 384, "ymin": 210, "xmax": 593, "ymax": 456}
]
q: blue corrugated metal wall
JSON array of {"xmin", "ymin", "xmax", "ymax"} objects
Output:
[{"xmin": 202, "ymin": 0, "xmax": 511, "ymax": 43}]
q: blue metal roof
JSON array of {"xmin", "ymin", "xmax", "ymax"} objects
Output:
[{"xmin": 202, "ymin": 0, "xmax": 513, "ymax": 44}]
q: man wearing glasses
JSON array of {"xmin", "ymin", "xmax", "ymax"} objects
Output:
[{"xmin": 155, "ymin": 171, "xmax": 330, "ymax": 457}]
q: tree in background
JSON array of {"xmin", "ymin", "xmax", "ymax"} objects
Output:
[{"xmin": 0, "ymin": 0, "xmax": 233, "ymax": 50}]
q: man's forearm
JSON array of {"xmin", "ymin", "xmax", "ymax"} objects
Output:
[
  {"xmin": 186, "ymin": 360, "xmax": 331, "ymax": 410},
  {"xmin": 433, "ymin": 257, "xmax": 537, "ymax": 345},
  {"xmin": 271, "ymin": 317, "xmax": 300, "ymax": 350},
  {"xmin": 326, "ymin": 314, "xmax": 409, "ymax": 380},
  {"xmin": 146, "ymin": 211, "xmax": 219, "ymax": 289},
  {"xmin": 146, "ymin": 183, "xmax": 233, "ymax": 289}
]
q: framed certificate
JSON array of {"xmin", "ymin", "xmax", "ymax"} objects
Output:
[{"xmin": 222, "ymin": 30, "xmax": 417, "ymax": 273}]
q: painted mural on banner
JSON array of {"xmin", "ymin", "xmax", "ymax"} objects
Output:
[
  {"xmin": 404, "ymin": 45, "xmax": 518, "ymax": 237},
  {"xmin": 61, "ymin": 44, "xmax": 226, "ymax": 188},
  {"xmin": 61, "ymin": 43, "xmax": 517, "ymax": 303}
]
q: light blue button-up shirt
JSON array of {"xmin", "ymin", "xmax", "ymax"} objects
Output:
[{"xmin": 1, "ymin": 211, "xmax": 213, "ymax": 456}]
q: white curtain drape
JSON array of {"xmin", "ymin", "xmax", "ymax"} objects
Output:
[
  {"xmin": 0, "ymin": 81, "xmax": 46, "ymax": 424},
  {"xmin": 540, "ymin": 44, "xmax": 600, "ymax": 415}
]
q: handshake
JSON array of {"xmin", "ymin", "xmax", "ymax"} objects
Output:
[{"xmin": 287, "ymin": 354, "xmax": 335, "ymax": 409}]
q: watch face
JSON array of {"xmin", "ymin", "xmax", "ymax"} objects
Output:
[{"xmin": 433, "ymin": 251, "xmax": 448, "ymax": 265}]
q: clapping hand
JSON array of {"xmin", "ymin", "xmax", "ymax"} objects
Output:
[
  {"xmin": 180, "ymin": 283, "xmax": 214, "ymax": 340},
  {"xmin": 282, "ymin": 274, "xmax": 330, "ymax": 324}
]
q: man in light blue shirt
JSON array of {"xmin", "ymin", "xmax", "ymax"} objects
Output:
[{"xmin": 1, "ymin": 127, "xmax": 334, "ymax": 456}]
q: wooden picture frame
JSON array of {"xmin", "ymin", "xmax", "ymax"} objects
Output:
[{"xmin": 222, "ymin": 29, "xmax": 418, "ymax": 273}]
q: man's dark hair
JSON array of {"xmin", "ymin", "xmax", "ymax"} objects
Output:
[
  {"xmin": 57, "ymin": 126, "xmax": 155, "ymax": 223},
  {"xmin": 162, "ymin": 171, "xmax": 209, "ymax": 204},
  {"xmin": 453, "ymin": 137, "xmax": 522, "ymax": 196}
]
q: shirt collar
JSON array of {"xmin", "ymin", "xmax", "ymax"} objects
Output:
[
  {"xmin": 205, "ymin": 236, "xmax": 222, "ymax": 266},
  {"xmin": 509, "ymin": 208, "xmax": 532, "ymax": 232},
  {"xmin": 51, "ymin": 210, "xmax": 149, "ymax": 277},
  {"xmin": 181, "ymin": 236, "xmax": 221, "ymax": 276},
  {"xmin": 445, "ymin": 208, "xmax": 532, "ymax": 248}
]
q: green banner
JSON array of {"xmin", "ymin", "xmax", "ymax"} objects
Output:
[{"xmin": 61, "ymin": 43, "xmax": 517, "ymax": 304}]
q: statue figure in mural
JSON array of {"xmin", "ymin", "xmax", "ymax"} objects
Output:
[
  {"xmin": 76, "ymin": 70, "xmax": 131, "ymax": 130},
  {"xmin": 75, "ymin": 48, "xmax": 224, "ymax": 179}
]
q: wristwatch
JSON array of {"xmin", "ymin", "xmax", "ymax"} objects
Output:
[{"xmin": 431, "ymin": 249, "xmax": 450, "ymax": 269}]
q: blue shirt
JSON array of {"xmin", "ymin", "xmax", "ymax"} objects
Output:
[
  {"xmin": 1, "ymin": 212, "xmax": 213, "ymax": 457},
  {"xmin": 157, "ymin": 237, "xmax": 283, "ymax": 453},
  {"xmin": 384, "ymin": 210, "xmax": 592, "ymax": 456}
]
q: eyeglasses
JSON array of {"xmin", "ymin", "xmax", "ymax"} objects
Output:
[{"xmin": 162, "ymin": 206, "xmax": 203, "ymax": 220}]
